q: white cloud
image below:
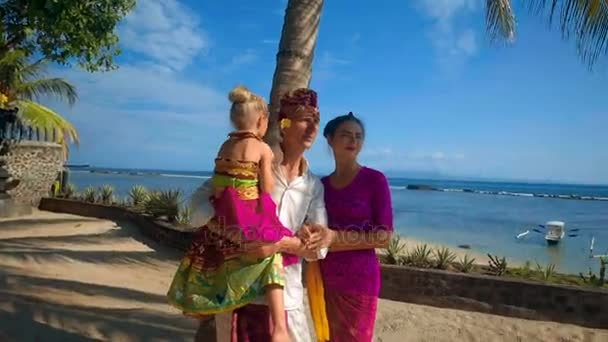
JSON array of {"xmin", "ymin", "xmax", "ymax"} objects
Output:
[
  {"xmin": 219, "ymin": 49, "xmax": 259, "ymax": 73},
  {"xmin": 456, "ymin": 29, "xmax": 477, "ymax": 56},
  {"xmin": 362, "ymin": 147, "xmax": 465, "ymax": 163},
  {"xmin": 320, "ymin": 52, "xmax": 351, "ymax": 66},
  {"xmin": 119, "ymin": 0, "xmax": 208, "ymax": 71},
  {"xmin": 61, "ymin": 65, "xmax": 225, "ymax": 116},
  {"xmin": 44, "ymin": 1, "xmax": 236, "ymax": 169},
  {"xmin": 416, "ymin": 0, "xmax": 481, "ymax": 72},
  {"xmin": 230, "ymin": 49, "xmax": 259, "ymax": 67},
  {"xmin": 417, "ymin": 0, "xmax": 478, "ymax": 23}
]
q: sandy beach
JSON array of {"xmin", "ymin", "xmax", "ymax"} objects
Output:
[{"xmin": 1, "ymin": 210, "xmax": 606, "ymax": 341}]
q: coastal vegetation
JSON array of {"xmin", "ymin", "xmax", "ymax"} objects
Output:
[
  {"xmin": 0, "ymin": 47, "xmax": 78, "ymax": 156},
  {"xmin": 58, "ymin": 184, "xmax": 192, "ymax": 226},
  {"xmin": 382, "ymin": 234, "xmax": 608, "ymax": 290},
  {"xmin": 1, "ymin": 0, "xmax": 136, "ymax": 159},
  {"xmin": 1, "ymin": 0, "xmax": 136, "ymax": 72}
]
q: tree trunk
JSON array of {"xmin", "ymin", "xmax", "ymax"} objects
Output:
[{"xmin": 264, "ymin": 0, "xmax": 324, "ymax": 146}]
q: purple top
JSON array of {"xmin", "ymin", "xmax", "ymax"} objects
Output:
[{"xmin": 319, "ymin": 166, "xmax": 393, "ymax": 296}]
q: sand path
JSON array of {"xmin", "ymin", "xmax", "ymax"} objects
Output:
[{"xmin": 0, "ymin": 210, "xmax": 606, "ymax": 341}]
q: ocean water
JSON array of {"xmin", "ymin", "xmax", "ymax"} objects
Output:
[{"xmin": 67, "ymin": 167, "xmax": 608, "ymax": 275}]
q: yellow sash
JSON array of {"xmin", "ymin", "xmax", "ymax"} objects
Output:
[{"xmin": 306, "ymin": 261, "xmax": 330, "ymax": 341}]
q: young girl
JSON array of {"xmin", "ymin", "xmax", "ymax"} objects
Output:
[{"xmin": 167, "ymin": 85, "xmax": 296, "ymax": 342}]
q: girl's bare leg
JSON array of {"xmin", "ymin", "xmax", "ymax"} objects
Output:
[{"xmin": 267, "ymin": 284, "xmax": 290, "ymax": 342}]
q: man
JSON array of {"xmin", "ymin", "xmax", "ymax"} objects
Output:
[{"xmin": 189, "ymin": 88, "xmax": 327, "ymax": 342}]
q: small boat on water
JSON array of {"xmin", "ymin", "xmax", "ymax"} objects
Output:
[{"xmin": 544, "ymin": 221, "xmax": 565, "ymax": 245}]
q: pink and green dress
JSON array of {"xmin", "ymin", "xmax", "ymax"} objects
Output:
[
  {"xmin": 319, "ymin": 166, "xmax": 393, "ymax": 342},
  {"xmin": 166, "ymin": 131, "xmax": 296, "ymax": 319}
]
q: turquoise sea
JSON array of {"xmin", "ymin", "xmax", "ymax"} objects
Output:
[{"xmin": 68, "ymin": 167, "xmax": 608, "ymax": 275}]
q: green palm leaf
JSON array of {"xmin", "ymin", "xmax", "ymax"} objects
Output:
[
  {"xmin": 0, "ymin": 48, "xmax": 79, "ymax": 157},
  {"xmin": 486, "ymin": 0, "xmax": 608, "ymax": 69},
  {"xmin": 16, "ymin": 78, "xmax": 77, "ymax": 106},
  {"xmin": 16, "ymin": 100, "xmax": 79, "ymax": 158},
  {"xmin": 486, "ymin": 0, "xmax": 517, "ymax": 44}
]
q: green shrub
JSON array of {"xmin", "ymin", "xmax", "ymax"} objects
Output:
[
  {"xmin": 488, "ymin": 254, "xmax": 508, "ymax": 276},
  {"xmin": 177, "ymin": 205, "xmax": 192, "ymax": 226},
  {"xmin": 384, "ymin": 234, "xmax": 406, "ymax": 265},
  {"xmin": 533, "ymin": 262, "xmax": 557, "ymax": 281},
  {"xmin": 434, "ymin": 247, "xmax": 456, "ymax": 270},
  {"xmin": 64, "ymin": 183, "xmax": 77, "ymax": 199},
  {"xmin": 580, "ymin": 256, "xmax": 607, "ymax": 286},
  {"xmin": 410, "ymin": 244, "xmax": 433, "ymax": 268},
  {"xmin": 128, "ymin": 185, "xmax": 150, "ymax": 209},
  {"xmin": 83, "ymin": 186, "xmax": 97, "ymax": 203},
  {"xmin": 455, "ymin": 254, "xmax": 476, "ymax": 273},
  {"xmin": 145, "ymin": 189, "xmax": 182, "ymax": 222},
  {"xmin": 99, "ymin": 185, "xmax": 115, "ymax": 205}
]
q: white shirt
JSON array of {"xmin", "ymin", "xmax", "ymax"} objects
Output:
[{"xmin": 189, "ymin": 158, "xmax": 328, "ymax": 310}]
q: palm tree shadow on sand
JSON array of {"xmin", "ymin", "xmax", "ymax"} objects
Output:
[{"xmin": 0, "ymin": 212, "xmax": 198, "ymax": 341}]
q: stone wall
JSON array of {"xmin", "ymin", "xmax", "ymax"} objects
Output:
[
  {"xmin": 38, "ymin": 198, "xmax": 608, "ymax": 329},
  {"xmin": 380, "ymin": 265, "xmax": 608, "ymax": 329},
  {"xmin": 1, "ymin": 141, "xmax": 63, "ymax": 206}
]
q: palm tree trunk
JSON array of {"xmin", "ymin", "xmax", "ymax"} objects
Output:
[{"xmin": 264, "ymin": 0, "xmax": 324, "ymax": 146}]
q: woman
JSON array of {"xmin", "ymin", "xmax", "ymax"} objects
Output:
[{"xmin": 316, "ymin": 112, "xmax": 394, "ymax": 341}]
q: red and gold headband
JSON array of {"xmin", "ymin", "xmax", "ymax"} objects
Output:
[{"xmin": 278, "ymin": 88, "xmax": 320, "ymax": 122}]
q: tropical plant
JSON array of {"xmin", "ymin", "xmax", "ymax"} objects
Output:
[
  {"xmin": 384, "ymin": 234, "xmax": 406, "ymax": 265},
  {"xmin": 488, "ymin": 254, "xmax": 508, "ymax": 276},
  {"xmin": 83, "ymin": 186, "xmax": 96, "ymax": 203},
  {"xmin": 510, "ymin": 260, "xmax": 534, "ymax": 279},
  {"xmin": 455, "ymin": 254, "xmax": 477, "ymax": 273},
  {"xmin": 535, "ymin": 262, "xmax": 557, "ymax": 281},
  {"xmin": 410, "ymin": 244, "xmax": 433, "ymax": 268},
  {"xmin": 128, "ymin": 185, "xmax": 150, "ymax": 209},
  {"xmin": 64, "ymin": 183, "xmax": 77, "ymax": 199},
  {"xmin": 487, "ymin": 0, "xmax": 608, "ymax": 69},
  {"xmin": 144, "ymin": 189, "xmax": 183, "ymax": 222},
  {"xmin": 265, "ymin": 0, "xmax": 608, "ymax": 142},
  {"xmin": 434, "ymin": 247, "xmax": 457, "ymax": 270},
  {"xmin": 582, "ymin": 256, "xmax": 608, "ymax": 286},
  {"xmin": 0, "ymin": 0, "xmax": 136, "ymax": 72},
  {"xmin": 0, "ymin": 48, "xmax": 78, "ymax": 158},
  {"xmin": 177, "ymin": 205, "xmax": 192, "ymax": 226},
  {"xmin": 99, "ymin": 185, "xmax": 115, "ymax": 205}
]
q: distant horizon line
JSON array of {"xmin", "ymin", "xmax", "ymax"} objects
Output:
[{"xmin": 66, "ymin": 164, "xmax": 608, "ymax": 187}]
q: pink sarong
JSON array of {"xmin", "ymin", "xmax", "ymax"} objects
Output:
[{"xmin": 324, "ymin": 293, "xmax": 377, "ymax": 342}]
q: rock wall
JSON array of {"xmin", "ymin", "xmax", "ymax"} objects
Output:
[
  {"xmin": 1, "ymin": 141, "xmax": 63, "ymax": 206},
  {"xmin": 380, "ymin": 264, "xmax": 608, "ymax": 329}
]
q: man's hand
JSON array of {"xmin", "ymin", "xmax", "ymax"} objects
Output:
[{"xmin": 300, "ymin": 224, "xmax": 336, "ymax": 250}]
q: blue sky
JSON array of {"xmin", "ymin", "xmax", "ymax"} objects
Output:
[{"xmin": 52, "ymin": 0, "xmax": 608, "ymax": 184}]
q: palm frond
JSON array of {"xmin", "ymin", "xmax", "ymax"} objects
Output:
[
  {"xmin": 486, "ymin": 0, "xmax": 517, "ymax": 44},
  {"xmin": 16, "ymin": 78, "xmax": 78, "ymax": 106},
  {"xmin": 21, "ymin": 58, "xmax": 50, "ymax": 80},
  {"xmin": 524, "ymin": 0, "xmax": 608, "ymax": 69},
  {"xmin": 0, "ymin": 50, "xmax": 28, "ymax": 95},
  {"xmin": 16, "ymin": 100, "xmax": 79, "ymax": 146}
]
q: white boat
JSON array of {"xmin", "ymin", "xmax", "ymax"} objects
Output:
[{"xmin": 545, "ymin": 221, "xmax": 565, "ymax": 245}]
